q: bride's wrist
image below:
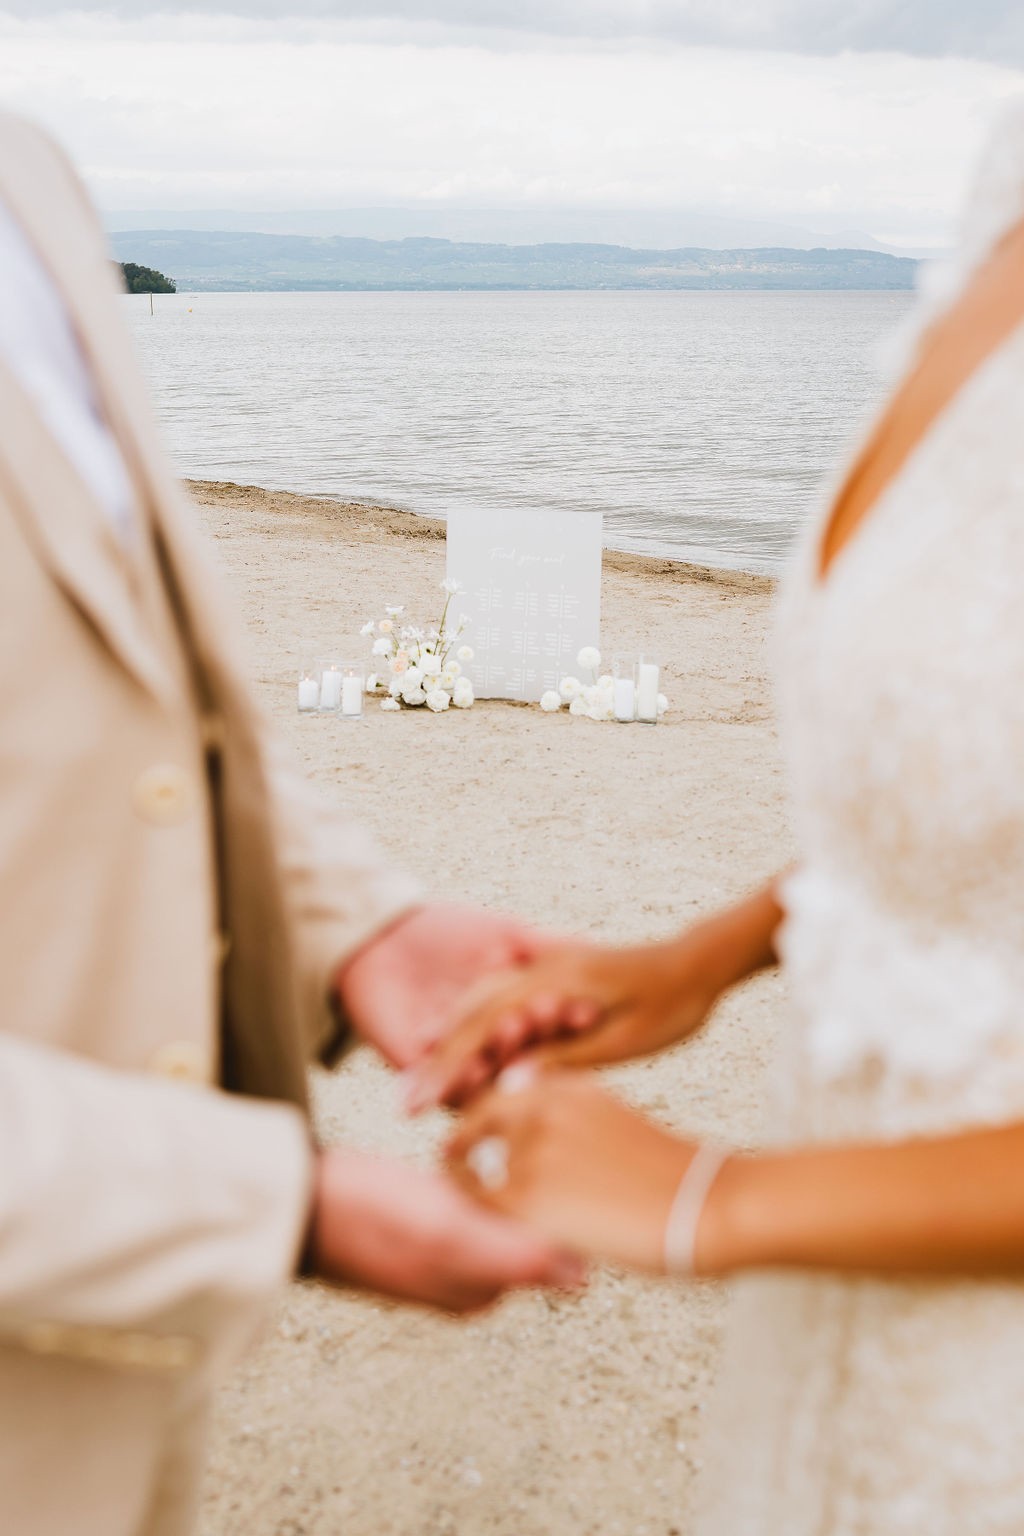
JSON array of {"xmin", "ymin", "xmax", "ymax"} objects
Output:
[
  {"xmin": 693, "ymin": 1153, "xmax": 791, "ymax": 1276},
  {"xmin": 662, "ymin": 925, "xmax": 742, "ymax": 1007}
]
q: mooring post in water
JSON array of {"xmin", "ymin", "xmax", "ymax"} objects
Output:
[{"xmin": 149, "ymin": 292, "xmax": 154, "ymax": 316}]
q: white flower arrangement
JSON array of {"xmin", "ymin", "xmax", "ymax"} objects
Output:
[
  {"xmin": 540, "ymin": 647, "xmax": 669, "ymax": 722},
  {"xmin": 362, "ymin": 580, "xmax": 474, "ymax": 712}
]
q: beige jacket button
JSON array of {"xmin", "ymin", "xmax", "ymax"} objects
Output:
[
  {"xmin": 150, "ymin": 1041, "xmax": 205, "ymax": 1083},
  {"xmin": 210, "ymin": 931, "xmax": 232, "ymax": 967},
  {"xmin": 133, "ymin": 764, "xmax": 195, "ymax": 826}
]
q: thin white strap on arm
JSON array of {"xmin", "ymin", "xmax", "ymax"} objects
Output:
[{"xmin": 663, "ymin": 1143, "xmax": 730, "ymax": 1277}]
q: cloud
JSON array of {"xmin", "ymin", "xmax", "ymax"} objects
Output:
[
  {"xmin": 1, "ymin": 2, "xmax": 1023, "ymax": 66},
  {"xmin": 0, "ymin": 12, "xmax": 1019, "ymax": 248}
]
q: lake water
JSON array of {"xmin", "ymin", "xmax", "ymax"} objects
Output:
[{"xmin": 125, "ymin": 289, "xmax": 915, "ymax": 574}]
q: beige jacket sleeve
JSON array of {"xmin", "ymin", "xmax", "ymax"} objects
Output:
[
  {"xmin": 264, "ymin": 732, "xmax": 424, "ymax": 1063},
  {"xmin": 0, "ymin": 1032, "xmax": 312, "ymax": 1376}
]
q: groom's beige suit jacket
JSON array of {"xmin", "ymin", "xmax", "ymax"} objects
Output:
[{"xmin": 0, "ymin": 112, "xmax": 418, "ymax": 1536}]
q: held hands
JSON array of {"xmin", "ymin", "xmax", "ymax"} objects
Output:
[
  {"xmin": 446, "ymin": 1071, "xmax": 716, "ymax": 1274},
  {"xmin": 325, "ymin": 904, "xmax": 751, "ymax": 1308},
  {"xmin": 336, "ymin": 904, "xmax": 556, "ymax": 1070},
  {"xmin": 307, "ymin": 1148, "xmax": 585, "ymax": 1313},
  {"xmin": 403, "ymin": 935, "xmax": 725, "ymax": 1114}
]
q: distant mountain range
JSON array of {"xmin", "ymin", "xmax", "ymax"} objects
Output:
[
  {"xmin": 108, "ymin": 230, "xmax": 918, "ymax": 292},
  {"xmin": 104, "ymin": 205, "xmax": 922, "ymax": 253}
]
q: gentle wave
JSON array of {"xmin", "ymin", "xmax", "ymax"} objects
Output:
[{"xmin": 125, "ymin": 288, "xmax": 913, "ymax": 574}]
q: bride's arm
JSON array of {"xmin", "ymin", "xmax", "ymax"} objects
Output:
[
  {"xmin": 447, "ymin": 1073, "xmax": 1024, "ymax": 1278},
  {"xmin": 709, "ymin": 1122, "xmax": 1024, "ymax": 1276},
  {"xmin": 405, "ymin": 877, "xmax": 787, "ymax": 1113}
]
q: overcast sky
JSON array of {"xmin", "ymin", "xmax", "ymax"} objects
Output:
[{"xmin": 0, "ymin": 5, "xmax": 1021, "ymax": 247}]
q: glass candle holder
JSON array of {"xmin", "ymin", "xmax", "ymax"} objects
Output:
[
  {"xmin": 339, "ymin": 662, "xmax": 366, "ymax": 720},
  {"xmin": 635, "ymin": 653, "xmax": 660, "ymax": 724},
  {"xmin": 612, "ymin": 653, "xmax": 638, "ymax": 722},
  {"xmin": 297, "ymin": 665, "xmax": 319, "ymax": 712},
  {"xmin": 317, "ymin": 659, "xmax": 344, "ymax": 712}
]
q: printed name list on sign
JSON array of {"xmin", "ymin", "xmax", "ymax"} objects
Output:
[{"xmin": 446, "ymin": 508, "xmax": 603, "ymax": 702}]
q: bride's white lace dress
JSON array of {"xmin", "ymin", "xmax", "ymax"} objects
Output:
[{"xmin": 695, "ymin": 105, "xmax": 1024, "ymax": 1536}]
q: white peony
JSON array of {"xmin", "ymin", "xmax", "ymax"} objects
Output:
[
  {"xmin": 582, "ymin": 686, "xmax": 601, "ymax": 708},
  {"xmin": 577, "ymin": 645, "xmax": 601, "ymax": 671},
  {"xmin": 426, "ymin": 688, "xmax": 451, "ymax": 713},
  {"xmin": 588, "ymin": 701, "xmax": 614, "ymax": 722},
  {"xmin": 371, "ymin": 636, "xmax": 392, "ymax": 656},
  {"xmin": 404, "ymin": 666, "xmax": 424, "ymax": 689},
  {"xmin": 568, "ymin": 696, "xmax": 589, "ymax": 716},
  {"xmin": 657, "ymin": 693, "xmax": 669, "ymax": 715},
  {"xmin": 453, "ymin": 679, "xmax": 474, "ymax": 708},
  {"xmin": 389, "ymin": 674, "xmax": 404, "ymax": 698},
  {"xmin": 457, "ymin": 645, "xmax": 474, "ymax": 662},
  {"xmin": 441, "ymin": 664, "xmax": 461, "ymax": 688},
  {"xmin": 380, "ymin": 697, "xmax": 400, "ymax": 711},
  {"xmin": 539, "ymin": 690, "xmax": 563, "ymax": 712},
  {"xmin": 559, "ymin": 676, "xmax": 582, "ymax": 701},
  {"xmin": 598, "ymin": 673, "xmax": 614, "ymax": 693},
  {"xmin": 402, "ymin": 685, "xmax": 427, "ymax": 707},
  {"xmin": 421, "ymin": 654, "xmax": 443, "ymax": 677},
  {"xmin": 359, "ymin": 620, "xmax": 375, "ymax": 637}
]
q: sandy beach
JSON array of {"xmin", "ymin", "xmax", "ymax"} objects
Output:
[{"xmin": 188, "ymin": 479, "xmax": 794, "ymax": 1536}]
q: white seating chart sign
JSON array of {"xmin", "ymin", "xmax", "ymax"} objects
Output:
[{"xmin": 446, "ymin": 508, "xmax": 603, "ymax": 702}]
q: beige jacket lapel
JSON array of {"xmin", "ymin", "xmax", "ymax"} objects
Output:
[
  {"xmin": 0, "ymin": 358, "xmax": 177, "ymax": 703},
  {"xmin": 0, "ymin": 122, "xmax": 177, "ymax": 704}
]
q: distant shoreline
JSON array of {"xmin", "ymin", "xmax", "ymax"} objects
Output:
[
  {"xmin": 155, "ymin": 284, "xmax": 914, "ymax": 294},
  {"xmin": 116, "ymin": 231, "xmax": 918, "ymax": 293}
]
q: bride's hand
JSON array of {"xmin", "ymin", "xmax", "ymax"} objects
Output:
[
  {"xmin": 404, "ymin": 937, "xmax": 723, "ymax": 1114},
  {"xmin": 445, "ymin": 1072, "xmax": 698, "ymax": 1273}
]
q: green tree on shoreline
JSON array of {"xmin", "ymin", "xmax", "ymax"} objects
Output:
[{"xmin": 119, "ymin": 262, "xmax": 176, "ymax": 294}]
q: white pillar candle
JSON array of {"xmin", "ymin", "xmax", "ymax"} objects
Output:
[
  {"xmin": 319, "ymin": 667, "xmax": 343, "ymax": 710},
  {"xmin": 298, "ymin": 676, "xmax": 319, "ymax": 711},
  {"xmin": 613, "ymin": 677, "xmax": 636, "ymax": 722},
  {"xmin": 341, "ymin": 674, "xmax": 363, "ymax": 717},
  {"xmin": 636, "ymin": 661, "xmax": 660, "ymax": 722}
]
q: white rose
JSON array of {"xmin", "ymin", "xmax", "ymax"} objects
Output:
[
  {"xmin": 380, "ymin": 697, "xmax": 400, "ymax": 712},
  {"xmin": 402, "ymin": 685, "xmax": 427, "ymax": 707},
  {"xmin": 657, "ymin": 694, "xmax": 669, "ymax": 715},
  {"xmin": 539, "ymin": 690, "xmax": 562, "ymax": 712},
  {"xmin": 421, "ymin": 655, "xmax": 442, "ymax": 677},
  {"xmin": 456, "ymin": 645, "xmax": 474, "ymax": 662},
  {"xmin": 577, "ymin": 645, "xmax": 601, "ymax": 671},
  {"xmin": 453, "ymin": 680, "xmax": 474, "ymax": 708},
  {"xmin": 378, "ymin": 618, "xmax": 394, "ymax": 634},
  {"xmin": 371, "ymin": 636, "xmax": 392, "ymax": 656},
  {"xmin": 558, "ymin": 676, "xmax": 582, "ymax": 701},
  {"xmin": 426, "ymin": 688, "xmax": 451, "ymax": 713},
  {"xmin": 568, "ymin": 696, "xmax": 589, "ymax": 716},
  {"xmin": 359, "ymin": 620, "xmax": 375, "ymax": 637}
]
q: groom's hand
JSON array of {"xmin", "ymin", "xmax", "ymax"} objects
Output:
[
  {"xmin": 334, "ymin": 904, "xmax": 552, "ymax": 1070},
  {"xmin": 307, "ymin": 1149, "xmax": 585, "ymax": 1312}
]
